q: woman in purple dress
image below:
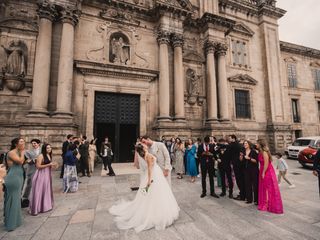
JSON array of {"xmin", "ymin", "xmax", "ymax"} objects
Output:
[
  {"xmin": 29, "ymin": 143, "xmax": 55, "ymax": 216},
  {"xmin": 256, "ymin": 139, "xmax": 283, "ymax": 214}
]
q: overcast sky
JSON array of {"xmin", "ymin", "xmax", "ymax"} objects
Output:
[{"xmin": 277, "ymin": 0, "xmax": 320, "ymax": 49}]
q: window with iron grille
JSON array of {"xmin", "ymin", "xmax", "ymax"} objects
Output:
[
  {"xmin": 313, "ymin": 69, "xmax": 320, "ymax": 90},
  {"xmin": 287, "ymin": 63, "xmax": 297, "ymax": 88},
  {"xmin": 318, "ymin": 101, "xmax": 320, "ymax": 122},
  {"xmin": 291, "ymin": 99, "xmax": 300, "ymax": 123},
  {"xmin": 235, "ymin": 90, "xmax": 251, "ymax": 119}
]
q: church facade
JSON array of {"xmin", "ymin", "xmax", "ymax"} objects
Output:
[{"xmin": 1, "ymin": 0, "xmax": 320, "ymax": 162}]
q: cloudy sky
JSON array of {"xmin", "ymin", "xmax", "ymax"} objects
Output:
[{"xmin": 277, "ymin": 0, "xmax": 320, "ymax": 49}]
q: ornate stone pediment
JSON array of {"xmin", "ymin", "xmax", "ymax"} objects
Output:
[
  {"xmin": 232, "ymin": 22, "xmax": 254, "ymax": 37},
  {"xmin": 310, "ymin": 62, "xmax": 320, "ymax": 68},
  {"xmin": 228, "ymin": 74, "xmax": 257, "ymax": 85},
  {"xmin": 0, "ymin": 18, "xmax": 38, "ymax": 33},
  {"xmin": 156, "ymin": 0, "xmax": 193, "ymax": 11},
  {"xmin": 183, "ymin": 52, "xmax": 205, "ymax": 64},
  {"xmin": 284, "ymin": 57, "xmax": 297, "ymax": 63}
]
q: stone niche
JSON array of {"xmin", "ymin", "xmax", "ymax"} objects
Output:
[{"xmin": 109, "ymin": 32, "xmax": 131, "ymax": 65}]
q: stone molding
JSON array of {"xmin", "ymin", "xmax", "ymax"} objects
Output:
[
  {"xmin": 219, "ymin": 0, "xmax": 286, "ymax": 19},
  {"xmin": 75, "ymin": 60, "xmax": 158, "ymax": 81},
  {"xmin": 280, "ymin": 41, "xmax": 320, "ymax": 60},
  {"xmin": 228, "ymin": 74, "xmax": 257, "ymax": 85},
  {"xmin": 191, "ymin": 12, "xmax": 235, "ymax": 30},
  {"xmin": 37, "ymin": 0, "xmax": 58, "ymax": 21},
  {"xmin": 171, "ymin": 34, "xmax": 184, "ymax": 48},
  {"xmin": 157, "ymin": 30, "xmax": 171, "ymax": 45},
  {"xmin": 232, "ymin": 22, "xmax": 255, "ymax": 37}
]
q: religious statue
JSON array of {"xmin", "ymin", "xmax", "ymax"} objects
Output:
[
  {"xmin": 187, "ymin": 69, "xmax": 200, "ymax": 96},
  {"xmin": 1, "ymin": 40, "xmax": 28, "ymax": 76},
  {"xmin": 110, "ymin": 36, "xmax": 130, "ymax": 65}
]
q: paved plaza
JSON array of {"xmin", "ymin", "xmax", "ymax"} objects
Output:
[{"xmin": 0, "ymin": 159, "xmax": 320, "ymax": 240}]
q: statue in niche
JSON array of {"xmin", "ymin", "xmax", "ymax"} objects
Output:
[
  {"xmin": 1, "ymin": 40, "xmax": 28, "ymax": 76},
  {"xmin": 187, "ymin": 69, "xmax": 200, "ymax": 96},
  {"xmin": 110, "ymin": 33, "xmax": 130, "ymax": 65},
  {"xmin": 186, "ymin": 69, "xmax": 200, "ymax": 105}
]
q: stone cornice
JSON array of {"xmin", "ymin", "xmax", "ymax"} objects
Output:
[
  {"xmin": 219, "ymin": 0, "xmax": 286, "ymax": 19},
  {"xmin": 228, "ymin": 74, "xmax": 257, "ymax": 85},
  {"xmin": 75, "ymin": 60, "xmax": 158, "ymax": 82},
  {"xmin": 280, "ymin": 41, "xmax": 320, "ymax": 60},
  {"xmin": 154, "ymin": 0, "xmax": 193, "ymax": 17},
  {"xmin": 186, "ymin": 13, "xmax": 235, "ymax": 33}
]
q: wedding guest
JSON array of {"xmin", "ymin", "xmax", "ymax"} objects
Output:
[
  {"xmin": 88, "ymin": 139, "xmax": 97, "ymax": 174},
  {"xmin": 185, "ymin": 139, "xmax": 197, "ymax": 182},
  {"xmin": 313, "ymin": 147, "xmax": 320, "ymax": 196},
  {"xmin": 100, "ymin": 138, "xmax": 115, "ymax": 176},
  {"xmin": 79, "ymin": 136, "xmax": 90, "ymax": 177},
  {"xmin": 169, "ymin": 137, "xmax": 176, "ymax": 166},
  {"xmin": 242, "ymin": 140, "xmax": 259, "ymax": 204},
  {"xmin": 217, "ymin": 138, "xmax": 233, "ymax": 198},
  {"xmin": 29, "ymin": 143, "xmax": 55, "ymax": 216},
  {"xmin": 194, "ymin": 138, "xmax": 202, "ymax": 177},
  {"xmin": 276, "ymin": 153, "xmax": 295, "ymax": 188},
  {"xmin": 63, "ymin": 143, "xmax": 79, "ymax": 193},
  {"xmin": 256, "ymin": 139, "xmax": 283, "ymax": 214},
  {"xmin": 228, "ymin": 135, "xmax": 244, "ymax": 200},
  {"xmin": 174, "ymin": 138, "xmax": 185, "ymax": 179},
  {"xmin": 60, "ymin": 134, "xmax": 73, "ymax": 178},
  {"xmin": 22, "ymin": 138, "xmax": 41, "ymax": 208},
  {"xmin": 198, "ymin": 136, "xmax": 219, "ymax": 198},
  {"xmin": 4, "ymin": 138, "xmax": 25, "ymax": 231}
]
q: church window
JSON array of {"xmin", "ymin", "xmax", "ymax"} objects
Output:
[
  {"xmin": 235, "ymin": 90, "xmax": 251, "ymax": 119},
  {"xmin": 312, "ymin": 69, "xmax": 320, "ymax": 90},
  {"xmin": 287, "ymin": 63, "xmax": 297, "ymax": 88}
]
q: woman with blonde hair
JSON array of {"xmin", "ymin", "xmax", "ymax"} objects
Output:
[{"xmin": 256, "ymin": 139, "xmax": 283, "ymax": 214}]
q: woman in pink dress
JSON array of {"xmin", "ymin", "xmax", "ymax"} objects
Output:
[{"xmin": 256, "ymin": 139, "xmax": 283, "ymax": 214}]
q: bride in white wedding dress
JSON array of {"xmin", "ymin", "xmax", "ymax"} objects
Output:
[{"xmin": 109, "ymin": 143, "xmax": 180, "ymax": 233}]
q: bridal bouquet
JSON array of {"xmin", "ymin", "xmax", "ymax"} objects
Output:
[{"xmin": 141, "ymin": 180, "xmax": 153, "ymax": 196}]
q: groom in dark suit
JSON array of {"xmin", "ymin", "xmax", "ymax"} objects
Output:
[{"xmin": 198, "ymin": 136, "xmax": 219, "ymax": 198}]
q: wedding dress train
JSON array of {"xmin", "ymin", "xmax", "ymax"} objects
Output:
[{"xmin": 109, "ymin": 155, "xmax": 180, "ymax": 232}]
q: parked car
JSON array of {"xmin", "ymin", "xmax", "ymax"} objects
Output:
[
  {"xmin": 298, "ymin": 146, "xmax": 318, "ymax": 168},
  {"xmin": 286, "ymin": 136, "xmax": 320, "ymax": 159}
]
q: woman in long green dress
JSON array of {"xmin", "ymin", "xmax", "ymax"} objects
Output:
[{"xmin": 4, "ymin": 138, "xmax": 25, "ymax": 231}]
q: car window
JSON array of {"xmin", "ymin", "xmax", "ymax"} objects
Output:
[{"xmin": 292, "ymin": 139, "xmax": 312, "ymax": 146}]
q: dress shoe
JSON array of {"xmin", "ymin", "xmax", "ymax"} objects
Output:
[
  {"xmin": 109, "ymin": 173, "xmax": 116, "ymax": 176},
  {"xmin": 254, "ymin": 202, "xmax": 258, "ymax": 205},
  {"xmin": 210, "ymin": 193, "xmax": 219, "ymax": 198},
  {"xmin": 87, "ymin": 174, "xmax": 91, "ymax": 177},
  {"xmin": 220, "ymin": 192, "xmax": 226, "ymax": 197},
  {"xmin": 200, "ymin": 193, "xmax": 206, "ymax": 198},
  {"xmin": 229, "ymin": 193, "xmax": 233, "ymax": 199},
  {"xmin": 245, "ymin": 201, "xmax": 253, "ymax": 204},
  {"xmin": 233, "ymin": 195, "xmax": 243, "ymax": 201}
]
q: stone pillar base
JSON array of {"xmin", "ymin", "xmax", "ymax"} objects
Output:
[
  {"xmin": 206, "ymin": 118, "xmax": 218, "ymax": 124},
  {"xmin": 27, "ymin": 110, "xmax": 49, "ymax": 118},
  {"xmin": 53, "ymin": 111, "xmax": 74, "ymax": 119},
  {"xmin": 174, "ymin": 117, "xmax": 186, "ymax": 122},
  {"xmin": 157, "ymin": 116, "xmax": 172, "ymax": 122}
]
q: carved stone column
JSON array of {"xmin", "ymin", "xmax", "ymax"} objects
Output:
[
  {"xmin": 157, "ymin": 31, "xmax": 171, "ymax": 121},
  {"xmin": 54, "ymin": 7, "xmax": 80, "ymax": 116},
  {"xmin": 29, "ymin": 1, "xmax": 57, "ymax": 115},
  {"xmin": 205, "ymin": 41, "xmax": 218, "ymax": 122},
  {"xmin": 217, "ymin": 43, "xmax": 229, "ymax": 121},
  {"xmin": 172, "ymin": 34, "xmax": 185, "ymax": 121}
]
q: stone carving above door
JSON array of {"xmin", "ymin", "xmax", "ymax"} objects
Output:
[{"xmin": 86, "ymin": 22, "xmax": 149, "ymax": 68}]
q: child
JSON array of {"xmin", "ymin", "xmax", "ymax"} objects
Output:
[{"xmin": 276, "ymin": 153, "xmax": 295, "ymax": 188}]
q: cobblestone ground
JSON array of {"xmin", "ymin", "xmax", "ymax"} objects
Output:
[{"xmin": 0, "ymin": 159, "xmax": 319, "ymax": 240}]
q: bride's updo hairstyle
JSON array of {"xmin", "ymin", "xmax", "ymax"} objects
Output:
[{"xmin": 135, "ymin": 143, "xmax": 145, "ymax": 158}]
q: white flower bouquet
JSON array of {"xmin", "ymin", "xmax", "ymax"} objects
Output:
[{"xmin": 141, "ymin": 180, "xmax": 153, "ymax": 196}]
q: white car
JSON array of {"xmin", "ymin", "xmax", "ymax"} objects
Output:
[{"xmin": 286, "ymin": 136, "xmax": 320, "ymax": 159}]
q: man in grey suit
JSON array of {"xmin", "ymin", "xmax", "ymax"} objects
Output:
[{"xmin": 141, "ymin": 136, "xmax": 172, "ymax": 186}]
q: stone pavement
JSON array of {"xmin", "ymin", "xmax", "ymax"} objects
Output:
[{"xmin": 0, "ymin": 159, "xmax": 320, "ymax": 240}]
